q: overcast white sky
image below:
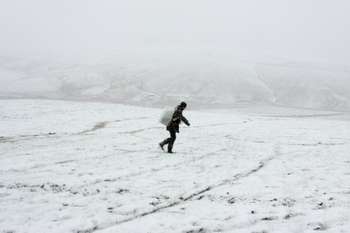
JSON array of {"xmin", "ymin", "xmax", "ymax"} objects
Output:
[{"xmin": 0, "ymin": 0, "xmax": 349, "ymax": 64}]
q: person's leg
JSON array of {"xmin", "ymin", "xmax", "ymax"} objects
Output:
[
  {"xmin": 159, "ymin": 130, "xmax": 172, "ymax": 150},
  {"xmin": 167, "ymin": 129, "xmax": 176, "ymax": 153}
]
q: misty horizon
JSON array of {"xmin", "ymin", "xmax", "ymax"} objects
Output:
[
  {"xmin": 0, "ymin": 0, "xmax": 350, "ymax": 112},
  {"xmin": 1, "ymin": 0, "xmax": 350, "ymax": 65}
]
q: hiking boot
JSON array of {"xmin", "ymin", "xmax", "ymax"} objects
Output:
[{"xmin": 159, "ymin": 143, "xmax": 165, "ymax": 151}]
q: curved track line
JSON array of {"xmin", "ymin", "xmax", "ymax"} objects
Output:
[
  {"xmin": 77, "ymin": 117, "xmax": 150, "ymax": 135},
  {"xmin": 76, "ymin": 148, "xmax": 227, "ymax": 190},
  {"xmin": 77, "ymin": 156, "xmax": 275, "ymax": 233}
]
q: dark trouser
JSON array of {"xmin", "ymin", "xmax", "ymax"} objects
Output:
[{"xmin": 160, "ymin": 128, "xmax": 176, "ymax": 152}]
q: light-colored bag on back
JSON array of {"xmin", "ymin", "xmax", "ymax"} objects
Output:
[{"xmin": 159, "ymin": 109, "xmax": 173, "ymax": 126}]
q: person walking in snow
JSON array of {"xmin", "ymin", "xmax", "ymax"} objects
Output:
[{"xmin": 159, "ymin": 101, "xmax": 190, "ymax": 153}]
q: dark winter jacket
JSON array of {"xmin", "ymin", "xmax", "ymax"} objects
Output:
[{"xmin": 166, "ymin": 106, "xmax": 190, "ymax": 133}]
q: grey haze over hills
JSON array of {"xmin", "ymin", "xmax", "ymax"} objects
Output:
[
  {"xmin": 1, "ymin": 53, "xmax": 349, "ymax": 111},
  {"xmin": 1, "ymin": 1, "xmax": 349, "ymax": 111}
]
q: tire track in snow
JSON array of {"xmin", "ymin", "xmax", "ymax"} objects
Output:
[
  {"xmin": 77, "ymin": 156, "xmax": 275, "ymax": 233},
  {"xmin": 80, "ymin": 124, "xmax": 252, "ymax": 187},
  {"xmin": 0, "ymin": 133, "xmax": 61, "ymax": 144},
  {"xmin": 118, "ymin": 126, "xmax": 162, "ymax": 135},
  {"xmin": 191, "ymin": 122, "xmax": 242, "ymax": 128},
  {"xmin": 1, "ymin": 121, "xmax": 246, "ymax": 173},
  {"xmin": 97, "ymin": 123, "xmax": 251, "ymax": 184},
  {"xmin": 77, "ymin": 148, "xmax": 227, "ymax": 189},
  {"xmin": 0, "ymin": 117, "xmax": 150, "ymax": 144},
  {"xmin": 79, "ymin": 125, "xmax": 252, "ymax": 189},
  {"xmin": 76, "ymin": 117, "xmax": 149, "ymax": 135},
  {"xmin": 0, "ymin": 148, "xmax": 229, "ymax": 196},
  {"xmin": 116, "ymin": 122, "xmax": 241, "ymax": 135},
  {"xmin": 262, "ymin": 112, "xmax": 344, "ymax": 119}
]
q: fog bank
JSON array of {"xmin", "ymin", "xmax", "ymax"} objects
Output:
[{"xmin": 1, "ymin": 53, "xmax": 349, "ymax": 111}]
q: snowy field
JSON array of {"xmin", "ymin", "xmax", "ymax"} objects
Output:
[{"xmin": 1, "ymin": 99, "xmax": 350, "ymax": 233}]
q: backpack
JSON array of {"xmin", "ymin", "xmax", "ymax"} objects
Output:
[{"xmin": 159, "ymin": 109, "xmax": 173, "ymax": 126}]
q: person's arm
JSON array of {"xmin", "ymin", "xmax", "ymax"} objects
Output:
[
  {"xmin": 172, "ymin": 109, "xmax": 190, "ymax": 126},
  {"xmin": 181, "ymin": 115, "xmax": 190, "ymax": 126}
]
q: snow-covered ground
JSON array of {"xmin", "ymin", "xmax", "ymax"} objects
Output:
[{"xmin": 1, "ymin": 99, "xmax": 350, "ymax": 233}]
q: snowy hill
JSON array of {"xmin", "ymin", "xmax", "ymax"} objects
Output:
[
  {"xmin": 0, "ymin": 55, "xmax": 349, "ymax": 111},
  {"xmin": 0, "ymin": 99, "xmax": 349, "ymax": 232}
]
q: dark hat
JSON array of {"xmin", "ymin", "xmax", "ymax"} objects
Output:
[{"xmin": 179, "ymin": 101, "xmax": 187, "ymax": 108}]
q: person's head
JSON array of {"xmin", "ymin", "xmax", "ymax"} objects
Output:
[{"xmin": 179, "ymin": 101, "xmax": 187, "ymax": 110}]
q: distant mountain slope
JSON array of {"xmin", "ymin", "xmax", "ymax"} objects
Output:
[{"xmin": 0, "ymin": 56, "xmax": 349, "ymax": 111}]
